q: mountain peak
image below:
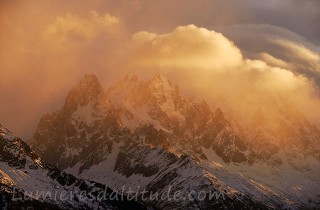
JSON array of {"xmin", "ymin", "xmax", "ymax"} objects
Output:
[
  {"xmin": 78, "ymin": 73, "xmax": 103, "ymax": 93},
  {"xmin": 151, "ymin": 73, "xmax": 170, "ymax": 84},
  {"xmin": 0, "ymin": 123, "xmax": 16, "ymax": 141},
  {"xmin": 63, "ymin": 74, "xmax": 109, "ymax": 113},
  {"xmin": 149, "ymin": 73, "xmax": 174, "ymax": 93},
  {"xmin": 214, "ymin": 108, "xmax": 226, "ymax": 122}
]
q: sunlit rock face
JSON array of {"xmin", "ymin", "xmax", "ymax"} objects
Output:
[
  {"xmin": 30, "ymin": 74, "xmax": 126, "ymax": 169},
  {"xmin": 106, "ymin": 74, "xmax": 248, "ymax": 163},
  {"xmin": 29, "ymin": 74, "xmax": 320, "ymax": 209}
]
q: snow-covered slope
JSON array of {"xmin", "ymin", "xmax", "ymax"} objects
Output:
[
  {"xmin": 202, "ymin": 148, "xmax": 320, "ymax": 209},
  {"xmin": 68, "ymin": 133, "xmax": 272, "ymax": 209},
  {"xmin": 30, "ymin": 73, "xmax": 320, "ymax": 209},
  {"xmin": 0, "ymin": 123, "xmax": 149, "ymax": 209}
]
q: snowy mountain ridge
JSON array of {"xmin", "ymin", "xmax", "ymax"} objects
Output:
[
  {"xmin": 28, "ymin": 73, "xmax": 320, "ymax": 209},
  {"xmin": 0, "ymin": 123, "xmax": 150, "ymax": 209}
]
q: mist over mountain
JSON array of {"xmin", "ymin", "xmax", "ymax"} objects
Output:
[
  {"xmin": 27, "ymin": 73, "xmax": 320, "ymax": 209},
  {"xmin": 1, "ymin": 4, "xmax": 320, "ymax": 139}
]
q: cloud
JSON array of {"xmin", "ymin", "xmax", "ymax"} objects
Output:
[
  {"xmin": 0, "ymin": 10, "xmax": 126, "ymax": 139},
  {"xmin": 44, "ymin": 11, "xmax": 120, "ymax": 42},
  {"xmin": 219, "ymin": 24, "xmax": 320, "ymax": 87},
  {"xmin": 127, "ymin": 25, "xmax": 320, "ymax": 126},
  {"xmin": 39, "ymin": 11, "xmax": 126, "ymax": 79},
  {"xmin": 130, "ymin": 25, "xmax": 243, "ymax": 72},
  {"xmin": 260, "ymin": 53, "xmax": 290, "ymax": 69},
  {"xmin": 1, "ymin": 0, "xmax": 319, "ymax": 139},
  {"xmin": 93, "ymin": 0, "xmax": 320, "ymax": 45},
  {"xmin": 270, "ymin": 39, "xmax": 320, "ymax": 72},
  {"xmin": 272, "ymin": 39, "xmax": 320, "ymax": 63}
]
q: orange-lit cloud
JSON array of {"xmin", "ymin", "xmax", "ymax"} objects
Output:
[
  {"xmin": 272, "ymin": 39, "xmax": 320, "ymax": 62},
  {"xmin": 219, "ymin": 24, "xmax": 320, "ymax": 87},
  {"xmin": 0, "ymin": 9, "xmax": 127, "ymax": 138},
  {"xmin": 44, "ymin": 11, "xmax": 121, "ymax": 43},
  {"xmin": 126, "ymin": 25, "xmax": 320, "ymax": 126},
  {"xmin": 0, "ymin": 1, "xmax": 319, "ymax": 139},
  {"xmin": 131, "ymin": 25, "xmax": 243, "ymax": 71},
  {"xmin": 269, "ymin": 39, "xmax": 320, "ymax": 75},
  {"xmin": 260, "ymin": 53, "xmax": 290, "ymax": 69}
]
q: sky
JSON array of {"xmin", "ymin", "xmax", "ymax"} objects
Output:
[{"xmin": 0, "ymin": 0, "xmax": 320, "ymax": 139}]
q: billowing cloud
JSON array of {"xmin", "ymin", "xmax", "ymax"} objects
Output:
[
  {"xmin": 272, "ymin": 39, "xmax": 320, "ymax": 63},
  {"xmin": 1, "ymin": 0, "xmax": 319, "ymax": 139},
  {"xmin": 127, "ymin": 25, "xmax": 320, "ymax": 126},
  {"xmin": 270, "ymin": 39, "xmax": 320, "ymax": 71},
  {"xmin": 130, "ymin": 25, "xmax": 243, "ymax": 71},
  {"xmin": 260, "ymin": 53, "xmax": 290, "ymax": 69},
  {"xmin": 219, "ymin": 24, "xmax": 320, "ymax": 87}
]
